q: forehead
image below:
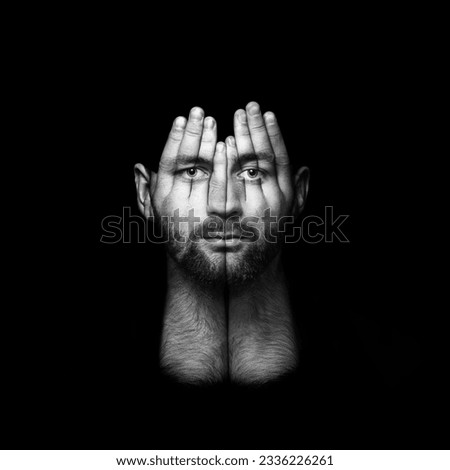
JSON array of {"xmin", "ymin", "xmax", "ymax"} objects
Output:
[{"xmin": 176, "ymin": 152, "xmax": 275, "ymax": 169}]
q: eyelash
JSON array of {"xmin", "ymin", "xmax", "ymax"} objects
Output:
[
  {"xmin": 184, "ymin": 167, "xmax": 209, "ymax": 179},
  {"xmin": 238, "ymin": 168, "xmax": 261, "ymax": 181},
  {"xmin": 182, "ymin": 167, "xmax": 263, "ymax": 180}
]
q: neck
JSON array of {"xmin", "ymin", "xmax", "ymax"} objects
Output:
[{"xmin": 228, "ymin": 253, "xmax": 298, "ymax": 384}]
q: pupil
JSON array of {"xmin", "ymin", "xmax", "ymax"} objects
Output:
[
  {"xmin": 188, "ymin": 168, "xmax": 197, "ymax": 176},
  {"xmin": 249, "ymin": 169, "xmax": 257, "ymax": 177}
]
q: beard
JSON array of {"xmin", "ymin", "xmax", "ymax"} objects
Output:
[{"xmin": 153, "ymin": 210, "xmax": 281, "ymax": 286}]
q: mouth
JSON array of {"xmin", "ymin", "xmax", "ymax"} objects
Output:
[
  {"xmin": 203, "ymin": 232, "xmax": 251, "ymax": 251},
  {"xmin": 204, "ymin": 232, "xmax": 246, "ymax": 240}
]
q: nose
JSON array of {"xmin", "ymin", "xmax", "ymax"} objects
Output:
[{"xmin": 207, "ymin": 142, "xmax": 242, "ymax": 219}]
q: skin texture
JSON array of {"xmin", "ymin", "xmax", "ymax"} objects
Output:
[{"xmin": 134, "ymin": 102, "xmax": 309, "ymax": 385}]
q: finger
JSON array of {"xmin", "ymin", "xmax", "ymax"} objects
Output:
[
  {"xmin": 178, "ymin": 106, "xmax": 204, "ymax": 157},
  {"xmin": 159, "ymin": 116, "xmax": 187, "ymax": 173},
  {"xmin": 246, "ymin": 101, "xmax": 273, "ymax": 155},
  {"xmin": 226, "ymin": 135, "xmax": 247, "ymax": 202},
  {"xmin": 207, "ymin": 141, "xmax": 227, "ymax": 213},
  {"xmin": 264, "ymin": 111, "xmax": 292, "ymax": 196},
  {"xmin": 198, "ymin": 116, "xmax": 217, "ymax": 160},
  {"xmin": 225, "ymin": 135, "xmax": 239, "ymax": 168},
  {"xmin": 234, "ymin": 109, "xmax": 254, "ymax": 157}
]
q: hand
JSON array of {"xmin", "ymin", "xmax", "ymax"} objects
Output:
[
  {"xmin": 231, "ymin": 101, "xmax": 309, "ymax": 217},
  {"xmin": 134, "ymin": 106, "xmax": 218, "ymax": 218},
  {"xmin": 135, "ymin": 103, "xmax": 309, "ymax": 222}
]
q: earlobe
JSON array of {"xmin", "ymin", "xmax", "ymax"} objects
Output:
[
  {"xmin": 293, "ymin": 166, "xmax": 310, "ymax": 217},
  {"xmin": 134, "ymin": 163, "xmax": 153, "ymax": 217}
]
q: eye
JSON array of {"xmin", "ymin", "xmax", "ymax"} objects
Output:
[
  {"xmin": 184, "ymin": 167, "xmax": 208, "ymax": 180},
  {"xmin": 239, "ymin": 168, "xmax": 261, "ymax": 180}
]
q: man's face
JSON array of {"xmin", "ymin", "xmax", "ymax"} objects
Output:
[
  {"xmin": 156, "ymin": 144, "xmax": 291, "ymax": 285},
  {"xmin": 136, "ymin": 103, "xmax": 307, "ymax": 286}
]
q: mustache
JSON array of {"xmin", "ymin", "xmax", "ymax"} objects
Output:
[{"xmin": 191, "ymin": 216, "xmax": 260, "ymax": 241}]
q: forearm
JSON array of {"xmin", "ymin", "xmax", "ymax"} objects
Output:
[
  {"xmin": 160, "ymin": 292, "xmax": 228, "ymax": 384},
  {"xmin": 228, "ymin": 269, "xmax": 298, "ymax": 384},
  {"xmin": 229, "ymin": 311, "xmax": 298, "ymax": 384}
]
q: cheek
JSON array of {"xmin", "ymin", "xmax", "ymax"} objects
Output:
[
  {"xmin": 186, "ymin": 183, "xmax": 209, "ymax": 218},
  {"xmin": 161, "ymin": 184, "xmax": 210, "ymax": 237},
  {"xmin": 242, "ymin": 187, "xmax": 284, "ymax": 218},
  {"xmin": 261, "ymin": 185, "xmax": 285, "ymax": 214},
  {"xmin": 162, "ymin": 181, "xmax": 209, "ymax": 217}
]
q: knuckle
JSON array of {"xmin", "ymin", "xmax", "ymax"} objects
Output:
[
  {"xmin": 209, "ymin": 180, "xmax": 226, "ymax": 195},
  {"xmin": 268, "ymin": 130, "xmax": 282, "ymax": 141},
  {"xmin": 169, "ymin": 128, "xmax": 184, "ymax": 142},
  {"xmin": 236, "ymin": 126, "xmax": 250, "ymax": 137},
  {"xmin": 158, "ymin": 160, "xmax": 174, "ymax": 172},
  {"xmin": 184, "ymin": 126, "xmax": 202, "ymax": 138},
  {"xmin": 249, "ymin": 121, "xmax": 267, "ymax": 132},
  {"xmin": 259, "ymin": 146, "xmax": 274, "ymax": 156},
  {"xmin": 276, "ymin": 155, "xmax": 290, "ymax": 166}
]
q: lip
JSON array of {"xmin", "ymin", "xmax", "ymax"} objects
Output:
[
  {"xmin": 204, "ymin": 232, "xmax": 244, "ymax": 240},
  {"xmin": 205, "ymin": 237, "xmax": 244, "ymax": 251}
]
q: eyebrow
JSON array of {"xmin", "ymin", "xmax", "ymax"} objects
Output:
[
  {"xmin": 235, "ymin": 152, "xmax": 275, "ymax": 166},
  {"xmin": 176, "ymin": 155, "xmax": 213, "ymax": 166},
  {"xmin": 176, "ymin": 152, "xmax": 275, "ymax": 167}
]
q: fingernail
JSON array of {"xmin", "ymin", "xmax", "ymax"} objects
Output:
[
  {"xmin": 237, "ymin": 111, "xmax": 247, "ymax": 123},
  {"xmin": 226, "ymin": 136, "xmax": 235, "ymax": 147},
  {"xmin": 264, "ymin": 112, "xmax": 276, "ymax": 124},
  {"xmin": 204, "ymin": 117, "xmax": 215, "ymax": 129},
  {"xmin": 174, "ymin": 116, "xmax": 186, "ymax": 129},
  {"xmin": 248, "ymin": 102, "xmax": 260, "ymax": 116},
  {"xmin": 216, "ymin": 142, "xmax": 225, "ymax": 152},
  {"xmin": 190, "ymin": 107, "xmax": 204, "ymax": 121}
]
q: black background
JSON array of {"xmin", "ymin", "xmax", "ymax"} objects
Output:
[{"xmin": 7, "ymin": 21, "xmax": 447, "ymax": 450}]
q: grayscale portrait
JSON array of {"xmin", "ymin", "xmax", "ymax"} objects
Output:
[{"xmin": 134, "ymin": 102, "xmax": 309, "ymax": 385}]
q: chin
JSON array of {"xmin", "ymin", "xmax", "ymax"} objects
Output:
[{"xmin": 169, "ymin": 235, "xmax": 281, "ymax": 287}]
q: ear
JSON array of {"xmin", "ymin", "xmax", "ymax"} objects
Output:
[
  {"xmin": 134, "ymin": 163, "xmax": 156, "ymax": 217},
  {"xmin": 293, "ymin": 166, "xmax": 310, "ymax": 217}
]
